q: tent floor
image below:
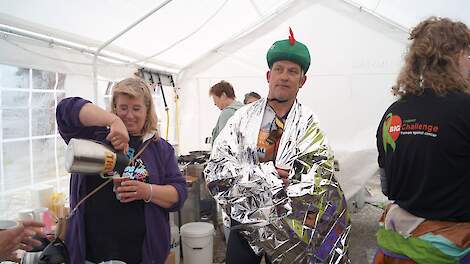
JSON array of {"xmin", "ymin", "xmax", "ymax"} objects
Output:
[{"xmin": 179, "ymin": 175, "xmax": 387, "ymax": 264}]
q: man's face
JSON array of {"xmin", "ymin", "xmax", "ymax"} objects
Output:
[
  {"xmin": 244, "ymin": 96, "xmax": 258, "ymax": 104},
  {"xmin": 266, "ymin": 60, "xmax": 306, "ymax": 103},
  {"xmin": 211, "ymin": 94, "xmax": 225, "ymax": 110}
]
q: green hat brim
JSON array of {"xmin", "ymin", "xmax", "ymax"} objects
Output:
[{"xmin": 267, "ymin": 40, "xmax": 311, "ymax": 73}]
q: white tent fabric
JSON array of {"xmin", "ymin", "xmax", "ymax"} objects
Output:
[
  {"xmin": 1, "ymin": 0, "xmax": 469, "ymax": 202},
  {"xmin": 178, "ymin": 0, "xmax": 407, "ymax": 199},
  {"xmin": 0, "ymin": 0, "xmax": 299, "ymax": 71},
  {"xmin": 2, "ymin": 0, "xmax": 468, "ymax": 70},
  {"xmin": 351, "ymin": 0, "xmax": 469, "ymax": 29}
]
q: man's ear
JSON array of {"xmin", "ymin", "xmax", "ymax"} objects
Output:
[
  {"xmin": 299, "ymin": 75, "xmax": 307, "ymax": 88},
  {"xmin": 266, "ymin": 70, "xmax": 271, "ymax": 83}
]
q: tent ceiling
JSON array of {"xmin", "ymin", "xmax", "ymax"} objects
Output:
[
  {"xmin": 0, "ymin": 0, "xmax": 468, "ymax": 73},
  {"xmin": 0, "ymin": 0, "xmax": 290, "ymax": 71},
  {"xmin": 350, "ymin": 0, "xmax": 469, "ymax": 29}
]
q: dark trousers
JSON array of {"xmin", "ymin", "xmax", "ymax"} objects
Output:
[{"xmin": 226, "ymin": 221, "xmax": 272, "ymax": 264}]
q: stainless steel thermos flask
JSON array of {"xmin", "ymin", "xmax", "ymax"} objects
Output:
[{"xmin": 65, "ymin": 138, "xmax": 130, "ymax": 178}]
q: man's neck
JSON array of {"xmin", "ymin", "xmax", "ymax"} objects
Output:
[
  {"xmin": 267, "ymin": 99, "xmax": 294, "ymax": 118},
  {"xmin": 223, "ymin": 98, "xmax": 235, "ymax": 109}
]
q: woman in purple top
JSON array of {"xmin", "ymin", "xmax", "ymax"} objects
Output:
[{"xmin": 56, "ymin": 78, "xmax": 187, "ymax": 264}]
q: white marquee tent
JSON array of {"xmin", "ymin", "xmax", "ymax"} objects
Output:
[{"xmin": 0, "ymin": 0, "xmax": 468, "ymax": 216}]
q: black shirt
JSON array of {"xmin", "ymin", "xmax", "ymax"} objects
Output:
[
  {"xmin": 376, "ymin": 89, "xmax": 470, "ymax": 222},
  {"xmin": 85, "ymin": 135, "xmax": 146, "ymax": 264}
]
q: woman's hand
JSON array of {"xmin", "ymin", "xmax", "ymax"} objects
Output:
[
  {"xmin": 116, "ymin": 180, "xmax": 152, "ymax": 203},
  {"xmin": 79, "ymin": 104, "xmax": 129, "ymax": 151},
  {"xmin": 276, "ymin": 167, "xmax": 290, "ymax": 186},
  {"xmin": 106, "ymin": 117, "xmax": 129, "ymax": 152},
  {"xmin": 21, "ymin": 220, "xmax": 46, "ymax": 246}
]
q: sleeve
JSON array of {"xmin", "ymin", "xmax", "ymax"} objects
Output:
[
  {"xmin": 56, "ymin": 97, "xmax": 106, "ymax": 143},
  {"xmin": 376, "ymin": 112, "xmax": 386, "ymax": 169},
  {"xmin": 212, "ymin": 108, "xmax": 235, "ymax": 142},
  {"xmin": 376, "ymin": 110, "xmax": 389, "ymax": 196},
  {"xmin": 161, "ymin": 141, "xmax": 188, "ymax": 212},
  {"xmin": 456, "ymin": 97, "xmax": 470, "ymax": 149}
]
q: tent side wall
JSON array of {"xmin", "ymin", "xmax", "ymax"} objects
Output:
[
  {"xmin": 0, "ymin": 36, "xmax": 138, "ymax": 218},
  {"xmin": 178, "ymin": 0, "xmax": 408, "ymax": 199}
]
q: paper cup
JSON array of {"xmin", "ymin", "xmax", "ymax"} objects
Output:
[
  {"xmin": 33, "ymin": 207, "xmax": 53, "ymax": 233},
  {"xmin": 113, "ymin": 177, "xmax": 130, "ymax": 200},
  {"xmin": 33, "ymin": 207, "xmax": 49, "ymax": 222},
  {"xmin": 18, "ymin": 209, "xmax": 35, "ymax": 221},
  {"xmin": 21, "ymin": 251, "xmax": 42, "ymax": 264}
]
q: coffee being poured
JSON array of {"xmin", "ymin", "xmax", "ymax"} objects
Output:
[{"xmin": 65, "ymin": 138, "xmax": 130, "ymax": 178}]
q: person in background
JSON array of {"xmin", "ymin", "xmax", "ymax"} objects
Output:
[
  {"xmin": 0, "ymin": 221, "xmax": 45, "ymax": 262},
  {"xmin": 205, "ymin": 29, "xmax": 350, "ymax": 264},
  {"xmin": 244, "ymin": 91, "xmax": 261, "ymax": 104},
  {"xmin": 56, "ymin": 78, "xmax": 187, "ymax": 264},
  {"xmin": 374, "ymin": 17, "xmax": 470, "ymax": 264},
  {"xmin": 209, "ymin": 80, "xmax": 244, "ymax": 142}
]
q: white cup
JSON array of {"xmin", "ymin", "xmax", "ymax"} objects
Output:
[
  {"xmin": 0, "ymin": 219, "xmax": 19, "ymax": 230},
  {"xmin": 35, "ymin": 207, "xmax": 52, "ymax": 232},
  {"xmin": 33, "ymin": 207, "xmax": 49, "ymax": 222},
  {"xmin": 18, "ymin": 209, "xmax": 35, "ymax": 221},
  {"xmin": 18, "ymin": 207, "xmax": 52, "ymax": 233},
  {"xmin": 112, "ymin": 176, "xmax": 130, "ymax": 200},
  {"xmin": 21, "ymin": 251, "xmax": 42, "ymax": 264}
]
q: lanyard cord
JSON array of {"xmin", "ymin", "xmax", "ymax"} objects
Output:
[{"xmin": 68, "ymin": 136, "xmax": 155, "ymax": 218}]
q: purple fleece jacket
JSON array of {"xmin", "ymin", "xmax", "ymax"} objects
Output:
[{"xmin": 56, "ymin": 97, "xmax": 187, "ymax": 264}]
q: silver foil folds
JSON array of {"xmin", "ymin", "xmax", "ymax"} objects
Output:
[{"xmin": 204, "ymin": 99, "xmax": 350, "ymax": 264}]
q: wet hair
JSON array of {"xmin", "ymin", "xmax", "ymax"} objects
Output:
[
  {"xmin": 393, "ymin": 17, "xmax": 470, "ymax": 97},
  {"xmin": 243, "ymin": 92, "xmax": 261, "ymax": 104},
  {"xmin": 111, "ymin": 78, "xmax": 158, "ymax": 136},
  {"xmin": 209, "ymin": 80, "xmax": 235, "ymax": 99}
]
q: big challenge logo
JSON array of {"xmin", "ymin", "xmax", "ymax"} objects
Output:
[{"xmin": 382, "ymin": 113, "xmax": 439, "ymax": 152}]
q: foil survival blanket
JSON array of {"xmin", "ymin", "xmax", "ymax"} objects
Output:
[{"xmin": 204, "ymin": 99, "xmax": 351, "ymax": 264}]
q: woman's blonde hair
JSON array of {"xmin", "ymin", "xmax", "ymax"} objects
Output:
[
  {"xmin": 110, "ymin": 78, "xmax": 159, "ymax": 136},
  {"xmin": 393, "ymin": 17, "xmax": 470, "ymax": 97}
]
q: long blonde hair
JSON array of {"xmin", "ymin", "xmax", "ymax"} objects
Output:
[
  {"xmin": 110, "ymin": 78, "xmax": 159, "ymax": 136},
  {"xmin": 393, "ymin": 17, "xmax": 470, "ymax": 97}
]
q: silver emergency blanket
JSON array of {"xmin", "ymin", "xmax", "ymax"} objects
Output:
[{"xmin": 204, "ymin": 98, "xmax": 350, "ymax": 264}]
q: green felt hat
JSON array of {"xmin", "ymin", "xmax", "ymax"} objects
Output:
[{"xmin": 266, "ymin": 29, "xmax": 311, "ymax": 73}]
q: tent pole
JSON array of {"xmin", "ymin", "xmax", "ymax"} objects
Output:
[
  {"xmin": 92, "ymin": 0, "xmax": 174, "ymax": 103},
  {"xmin": 0, "ymin": 24, "xmax": 130, "ymax": 64},
  {"xmin": 1, "ymin": 23, "xmax": 180, "ymax": 74},
  {"xmin": 341, "ymin": 0, "xmax": 409, "ymax": 33}
]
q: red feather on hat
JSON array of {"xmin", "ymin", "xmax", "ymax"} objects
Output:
[{"xmin": 289, "ymin": 27, "xmax": 295, "ymax": 46}]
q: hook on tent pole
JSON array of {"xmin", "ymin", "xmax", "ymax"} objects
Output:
[{"xmin": 139, "ymin": 68, "xmax": 173, "ymax": 140}]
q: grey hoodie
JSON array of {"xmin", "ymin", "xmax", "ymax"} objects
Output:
[{"xmin": 211, "ymin": 100, "xmax": 244, "ymax": 143}]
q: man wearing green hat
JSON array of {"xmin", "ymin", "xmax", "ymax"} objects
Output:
[{"xmin": 205, "ymin": 29, "xmax": 350, "ymax": 264}]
